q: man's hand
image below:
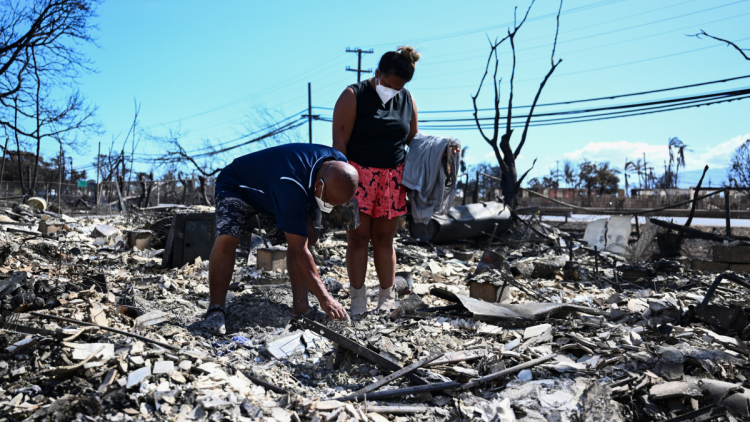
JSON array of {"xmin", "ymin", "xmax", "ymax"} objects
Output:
[{"xmin": 319, "ymin": 295, "xmax": 348, "ymax": 321}]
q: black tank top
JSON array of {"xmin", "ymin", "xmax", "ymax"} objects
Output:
[{"xmin": 346, "ymin": 79, "xmax": 413, "ymax": 168}]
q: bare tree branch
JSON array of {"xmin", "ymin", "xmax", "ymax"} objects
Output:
[
  {"xmin": 694, "ymin": 30, "xmax": 750, "ymax": 61},
  {"xmin": 471, "ymin": 0, "xmax": 563, "ymax": 207}
]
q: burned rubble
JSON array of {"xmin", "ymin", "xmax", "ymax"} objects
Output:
[{"xmin": 0, "ymin": 202, "xmax": 749, "ymax": 422}]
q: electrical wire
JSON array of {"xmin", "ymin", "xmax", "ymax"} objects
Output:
[
  {"xmin": 420, "ymin": 8, "xmax": 750, "ymax": 70},
  {"xmin": 315, "ymin": 74, "xmax": 750, "ymax": 113},
  {"xmin": 313, "ymin": 88, "xmax": 750, "ymax": 128},
  {"xmin": 363, "ymin": 0, "xmax": 629, "ymax": 48}
]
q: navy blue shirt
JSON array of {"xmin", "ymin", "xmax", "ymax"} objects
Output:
[{"xmin": 215, "ymin": 144, "xmax": 347, "ymax": 237}]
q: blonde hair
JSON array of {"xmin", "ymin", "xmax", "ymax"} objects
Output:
[{"xmin": 397, "ymin": 45, "xmax": 421, "ymax": 66}]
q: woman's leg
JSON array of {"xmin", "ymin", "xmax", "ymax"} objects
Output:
[
  {"xmin": 370, "ymin": 216, "xmax": 399, "ymax": 290},
  {"xmin": 346, "ymin": 213, "xmax": 372, "ymax": 290}
]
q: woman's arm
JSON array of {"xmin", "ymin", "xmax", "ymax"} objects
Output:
[
  {"xmin": 332, "ymin": 87, "xmax": 357, "ymax": 156},
  {"xmin": 405, "ymin": 95, "xmax": 418, "ymax": 146}
]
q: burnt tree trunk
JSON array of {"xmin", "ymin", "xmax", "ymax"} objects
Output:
[
  {"xmin": 471, "ymin": 0, "xmax": 562, "ymax": 208},
  {"xmin": 198, "ymin": 175, "xmax": 211, "ymax": 206}
]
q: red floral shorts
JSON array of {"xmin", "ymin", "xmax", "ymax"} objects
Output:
[{"xmin": 350, "ymin": 161, "xmax": 407, "ymax": 219}]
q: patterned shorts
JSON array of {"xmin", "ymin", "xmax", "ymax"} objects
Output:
[
  {"xmin": 215, "ymin": 196, "xmax": 276, "ymax": 239},
  {"xmin": 350, "ymin": 161, "xmax": 407, "ymax": 219}
]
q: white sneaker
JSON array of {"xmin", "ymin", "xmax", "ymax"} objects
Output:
[
  {"xmin": 375, "ymin": 286, "xmax": 396, "ymax": 311},
  {"xmin": 350, "ymin": 285, "xmax": 368, "ymax": 315}
]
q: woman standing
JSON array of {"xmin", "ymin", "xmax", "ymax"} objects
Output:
[{"xmin": 332, "ymin": 46, "xmax": 420, "ymax": 315}]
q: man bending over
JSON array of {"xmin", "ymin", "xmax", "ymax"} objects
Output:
[{"xmin": 203, "ymin": 143, "xmax": 359, "ymax": 335}]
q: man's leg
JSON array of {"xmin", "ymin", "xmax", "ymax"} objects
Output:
[
  {"xmin": 208, "ymin": 234, "xmax": 241, "ymax": 308},
  {"xmin": 204, "ymin": 196, "xmax": 251, "ymax": 335},
  {"xmin": 371, "ymin": 216, "xmax": 399, "ymax": 290}
]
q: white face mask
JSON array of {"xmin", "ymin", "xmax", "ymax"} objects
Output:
[
  {"xmin": 376, "ymin": 77, "xmax": 400, "ymax": 104},
  {"xmin": 315, "ymin": 179, "xmax": 334, "ymax": 213}
]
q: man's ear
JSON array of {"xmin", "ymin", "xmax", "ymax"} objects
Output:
[{"xmin": 313, "ymin": 179, "xmax": 322, "ymax": 196}]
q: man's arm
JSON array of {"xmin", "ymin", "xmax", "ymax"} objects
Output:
[
  {"xmin": 332, "ymin": 87, "xmax": 357, "ymax": 156},
  {"xmin": 284, "ymin": 231, "xmax": 347, "ymax": 320}
]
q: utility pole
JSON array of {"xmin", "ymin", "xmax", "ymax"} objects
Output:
[
  {"xmin": 346, "ymin": 47, "xmax": 373, "ymax": 82},
  {"xmin": 58, "ymin": 145, "xmax": 63, "ymax": 212},
  {"xmin": 96, "ymin": 142, "xmax": 100, "ymax": 205},
  {"xmin": 0, "ymin": 137, "xmax": 7, "ymax": 197},
  {"xmin": 308, "ymin": 82, "xmax": 312, "ymax": 144}
]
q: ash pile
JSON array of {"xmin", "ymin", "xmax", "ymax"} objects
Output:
[{"xmin": 1, "ymin": 201, "xmax": 749, "ymax": 422}]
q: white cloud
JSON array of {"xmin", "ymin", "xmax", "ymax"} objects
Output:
[
  {"xmin": 563, "ymin": 141, "xmax": 666, "ymax": 169},
  {"xmin": 562, "ymin": 132, "xmax": 750, "ymax": 171},
  {"xmin": 693, "ymin": 132, "xmax": 750, "ymax": 170}
]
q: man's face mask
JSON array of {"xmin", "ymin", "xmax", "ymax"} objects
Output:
[
  {"xmin": 316, "ymin": 179, "xmax": 335, "ymax": 213},
  {"xmin": 376, "ymin": 76, "xmax": 400, "ymax": 104}
]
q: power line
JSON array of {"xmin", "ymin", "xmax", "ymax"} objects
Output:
[
  {"xmin": 363, "ymin": 0, "xmax": 628, "ymax": 48},
  {"xmin": 421, "ymin": 7, "xmax": 750, "ymax": 70},
  {"xmin": 313, "ymin": 87, "xmax": 750, "ymax": 128},
  {"xmin": 315, "ymin": 74, "xmax": 750, "ymax": 114},
  {"xmin": 416, "ymin": 87, "xmax": 750, "ymax": 122},
  {"xmin": 422, "ymin": 0, "xmax": 700, "ymax": 65}
]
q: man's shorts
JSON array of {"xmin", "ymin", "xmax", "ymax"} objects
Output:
[
  {"xmin": 215, "ymin": 196, "xmax": 277, "ymax": 239},
  {"xmin": 350, "ymin": 161, "xmax": 407, "ymax": 219}
]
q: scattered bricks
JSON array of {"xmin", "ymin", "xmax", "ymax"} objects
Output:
[
  {"xmin": 712, "ymin": 245, "xmax": 750, "ymax": 264},
  {"xmin": 153, "ymin": 360, "xmax": 174, "ymax": 375},
  {"xmin": 692, "ymin": 260, "xmax": 729, "ymax": 272},
  {"xmin": 38, "ymin": 221, "xmax": 64, "ymax": 236},
  {"xmin": 257, "ymin": 248, "xmax": 287, "ymax": 272},
  {"xmin": 126, "ymin": 366, "xmax": 152, "ymax": 389},
  {"xmin": 92, "ymin": 224, "xmax": 120, "ymax": 239},
  {"xmin": 128, "ymin": 230, "xmax": 152, "ymax": 251},
  {"xmin": 730, "ymin": 264, "xmax": 750, "ymax": 273},
  {"xmin": 469, "ymin": 281, "xmax": 510, "ymax": 303}
]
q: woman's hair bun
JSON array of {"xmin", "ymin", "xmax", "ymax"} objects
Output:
[{"xmin": 397, "ymin": 46, "xmax": 420, "ymax": 65}]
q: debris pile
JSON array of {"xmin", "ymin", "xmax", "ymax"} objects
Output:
[{"xmin": 0, "ymin": 204, "xmax": 749, "ymax": 421}]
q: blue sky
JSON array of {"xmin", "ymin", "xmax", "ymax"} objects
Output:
[{"xmin": 61, "ymin": 0, "xmax": 750, "ymax": 187}]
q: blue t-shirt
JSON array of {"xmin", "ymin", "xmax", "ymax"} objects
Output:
[{"xmin": 215, "ymin": 144, "xmax": 347, "ymax": 237}]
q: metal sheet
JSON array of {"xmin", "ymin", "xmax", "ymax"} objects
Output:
[
  {"xmin": 455, "ymin": 295, "xmax": 608, "ymax": 322},
  {"xmin": 411, "ymin": 201, "xmax": 511, "ymax": 244}
]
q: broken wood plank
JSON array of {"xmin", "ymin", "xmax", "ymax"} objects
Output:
[
  {"xmin": 340, "ymin": 381, "xmax": 461, "ymax": 402},
  {"xmin": 429, "ymin": 287, "xmax": 461, "ymax": 303},
  {"xmin": 341, "ymin": 353, "xmax": 442, "ymax": 400},
  {"xmin": 295, "ymin": 317, "xmax": 428, "ymax": 385},
  {"xmin": 30, "ymin": 311, "xmax": 178, "ymax": 350},
  {"xmin": 366, "ymin": 404, "xmax": 428, "ymax": 414},
  {"xmin": 242, "ymin": 372, "xmax": 288, "ymax": 395},
  {"xmin": 424, "ymin": 349, "xmax": 490, "ymax": 367},
  {"xmin": 459, "ymin": 353, "xmax": 557, "ymax": 390},
  {"xmin": 661, "ymin": 405, "xmax": 725, "ymax": 422},
  {"xmin": 38, "ymin": 346, "xmax": 104, "ymax": 377},
  {"xmin": 97, "ymin": 369, "xmax": 117, "ymax": 394},
  {"xmin": 649, "ymin": 218, "xmax": 750, "ymax": 242}
]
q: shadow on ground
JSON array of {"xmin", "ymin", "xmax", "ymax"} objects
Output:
[{"xmin": 186, "ymin": 284, "xmax": 321, "ymax": 336}]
